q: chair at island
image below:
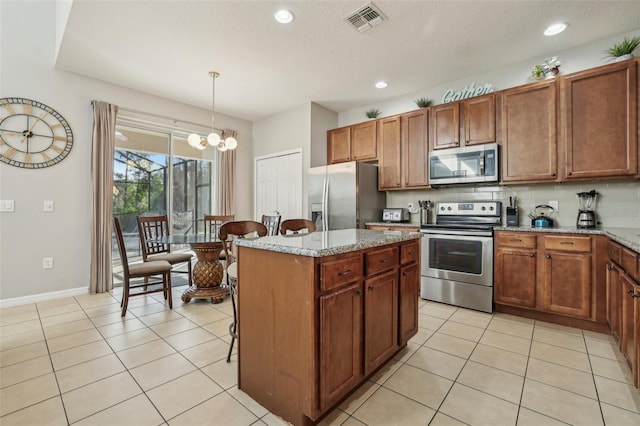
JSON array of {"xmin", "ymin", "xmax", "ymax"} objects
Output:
[
  {"xmin": 137, "ymin": 215, "xmax": 193, "ymax": 287},
  {"xmin": 261, "ymin": 213, "xmax": 281, "ymax": 236},
  {"xmin": 218, "ymin": 220, "xmax": 268, "ymax": 362},
  {"xmin": 113, "ymin": 217, "xmax": 173, "ymax": 317},
  {"xmin": 279, "ymin": 218, "xmax": 316, "ymax": 235},
  {"xmin": 204, "ymin": 214, "xmax": 235, "ymax": 265}
]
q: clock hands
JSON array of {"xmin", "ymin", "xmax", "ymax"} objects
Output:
[{"xmin": 20, "ymin": 111, "xmax": 48, "ymax": 143}]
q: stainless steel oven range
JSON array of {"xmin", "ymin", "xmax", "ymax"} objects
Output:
[{"xmin": 420, "ymin": 201, "xmax": 501, "ymax": 313}]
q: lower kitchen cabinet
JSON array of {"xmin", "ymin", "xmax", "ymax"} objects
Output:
[
  {"xmin": 494, "ymin": 232, "xmax": 537, "ymax": 307},
  {"xmin": 607, "ymin": 240, "xmax": 640, "ymax": 388},
  {"xmin": 364, "ymin": 270, "xmax": 398, "ymax": 375},
  {"xmin": 542, "ymin": 236, "xmax": 592, "ymax": 318},
  {"xmin": 494, "ymin": 231, "xmax": 607, "ymax": 328},
  {"xmin": 237, "ymin": 236, "xmax": 420, "ymax": 424},
  {"xmin": 621, "ymin": 273, "xmax": 639, "ymax": 387},
  {"xmin": 319, "ymin": 282, "xmax": 363, "ymax": 410}
]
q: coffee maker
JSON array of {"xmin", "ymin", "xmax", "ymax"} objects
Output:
[{"xmin": 576, "ymin": 190, "xmax": 598, "ymax": 229}]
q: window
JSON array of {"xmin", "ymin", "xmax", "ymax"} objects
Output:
[{"xmin": 112, "ymin": 124, "xmax": 218, "ymax": 263}]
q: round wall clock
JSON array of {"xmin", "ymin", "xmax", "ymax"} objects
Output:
[{"xmin": 0, "ymin": 97, "xmax": 73, "ymax": 169}]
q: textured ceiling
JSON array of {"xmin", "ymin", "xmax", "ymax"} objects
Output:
[{"xmin": 56, "ymin": 1, "xmax": 640, "ymax": 122}]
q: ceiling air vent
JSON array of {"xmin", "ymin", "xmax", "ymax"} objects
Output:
[{"xmin": 345, "ymin": 2, "xmax": 386, "ymax": 33}]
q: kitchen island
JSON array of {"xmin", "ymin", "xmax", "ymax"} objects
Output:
[{"xmin": 234, "ymin": 229, "xmax": 421, "ymax": 425}]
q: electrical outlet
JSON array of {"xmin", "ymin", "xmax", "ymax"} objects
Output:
[
  {"xmin": 43, "ymin": 200, "xmax": 54, "ymax": 212},
  {"xmin": 407, "ymin": 202, "xmax": 414, "ymax": 211},
  {"xmin": 549, "ymin": 200, "xmax": 559, "ymax": 212},
  {"xmin": 43, "ymin": 257, "xmax": 54, "ymax": 269},
  {"xmin": 0, "ymin": 200, "xmax": 14, "ymax": 212}
]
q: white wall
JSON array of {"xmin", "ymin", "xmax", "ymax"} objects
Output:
[
  {"xmin": 339, "ymin": 29, "xmax": 640, "ymax": 126},
  {"xmin": 0, "ymin": 1, "xmax": 252, "ymax": 301}
]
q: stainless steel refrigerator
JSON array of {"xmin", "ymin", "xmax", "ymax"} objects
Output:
[{"xmin": 309, "ymin": 161, "xmax": 385, "ymax": 231}]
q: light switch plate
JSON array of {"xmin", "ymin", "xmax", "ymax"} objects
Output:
[
  {"xmin": 43, "ymin": 200, "xmax": 54, "ymax": 212},
  {"xmin": 0, "ymin": 200, "xmax": 15, "ymax": 212},
  {"xmin": 549, "ymin": 200, "xmax": 559, "ymax": 213}
]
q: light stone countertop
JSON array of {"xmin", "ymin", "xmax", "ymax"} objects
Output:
[
  {"xmin": 495, "ymin": 226, "xmax": 640, "ymax": 252},
  {"xmin": 234, "ymin": 228, "xmax": 421, "ymax": 257}
]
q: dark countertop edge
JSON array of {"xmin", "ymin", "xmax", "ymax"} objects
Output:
[
  {"xmin": 235, "ymin": 230, "xmax": 422, "ymax": 257},
  {"xmin": 494, "ymin": 226, "xmax": 640, "ymax": 252}
]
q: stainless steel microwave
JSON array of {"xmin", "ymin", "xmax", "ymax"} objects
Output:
[{"xmin": 428, "ymin": 143, "xmax": 499, "ymax": 185}]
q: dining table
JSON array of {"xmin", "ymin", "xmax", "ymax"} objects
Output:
[{"xmin": 152, "ymin": 233, "xmax": 228, "ymax": 304}]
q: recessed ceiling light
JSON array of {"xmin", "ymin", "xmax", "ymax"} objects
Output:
[
  {"xmin": 375, "ymin": 81, "xmax": 388, "ymax": 89},
  {"xmin": 544, "ymin": 22, "xmax": 568, "ymax": 36},
  {"xmin": 274, "ymin": 9, "xmax": 294, "ymax": 24}
]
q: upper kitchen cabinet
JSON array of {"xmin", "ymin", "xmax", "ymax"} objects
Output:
[
  {"xmin": 378, "ymin": 110, "xmax": 430, "ymax": 190},
  {"xmin": 327, "ymin": 121, "xmax": 377, "ymax": 164},
  {"xmin": 378, "ymin": 115, "xmax": 402, "ymax": 190},
  {"xmin": 430, "ymin": 93, "xmax": 496, "ymax": 150},
  {"xmin": 561, "ymin": 60, "xmax": 638, "ymax": 180},
  {"xmin": 500, "ymin": 80, "xmax": 559, "ymax": 183}
]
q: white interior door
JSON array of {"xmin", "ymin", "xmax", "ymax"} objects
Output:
[{"xmin": 255, "ymin": 150, "xmax": 302, "ymax": 222}]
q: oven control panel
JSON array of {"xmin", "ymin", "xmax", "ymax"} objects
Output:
[{"xmin": 436, "ymin": 201, "xmax": 500, "ymax": 216}]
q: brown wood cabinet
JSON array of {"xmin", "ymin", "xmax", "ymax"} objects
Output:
[
  {"xmin": 377, "ymin": 115, "xmax": 402, "ymax": 189},
  {"xmin": 494, "ymin": 231, "xmax": 607, "ymax": 329},
  {"xmin": 378, "ymin": 110, "xmax": 430, "ymax": 190},
  {"xmin": 607, "ymin": 239, "xmax": 640, "ymax": 388},
  {"xmin": 237, "ymin": 237, "xmax": 420, "ymax": 425},
  {"xmin": 561, "ymin": 60, "xmax": 638, "ymax": 180},
  {"xmin": 430, "ymin": 93, "xmax": 496, "ymax": 150},
  {"xmin": 327, "ymin": 120, "xmax": 377, "ymax": 164},
  {"xmin": 542, "ymin": 235, "xmax": 592, "ymax": 319},
  {"xmin": 494, "ymin": 232, "xmax": 537, "ymax": 307},
  {"xmin": 500, "ymin": 80, "xmax": 559, "ymax": 183}
]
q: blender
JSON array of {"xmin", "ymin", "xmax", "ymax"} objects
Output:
[{"xmin": 576, "ymin": 190, "xmax": 598, "ymax": 229}]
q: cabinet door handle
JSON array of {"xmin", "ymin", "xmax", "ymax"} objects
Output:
[
  {"xmin": 402, "ymin": 271, "xmax": 408, "ymax": 276},
  {"xmin": 510, "ymin": 239, "xmax": 522, "ymax": 242},
  {"xmin": 551, "ymin": 172, "xmax": 556, "ymax": 177},
  {"xmin": 368, "ymin": 285, "xmax": 375, "ymax": 291},
  {"xmin": 546, "ymin": 254, "xmax": 552, "ymax": 259},
  {"xmin": 529, "ymin": 253, "xmax": 535, "ymax": 257},
  {"xmin": 607, "ymin": 265, "xmax": 612, "ymax": 271},
  {"xmin": 408, "ymin": 250, "xmax": 415, "ymax": 255},
  {"xmin": 560, "ymin": 241, "xmax": 574, "ymax": 245},
  {"xmin": 380, "ymin": 258, "xmax": 391, "ymax": 263},
  {"xmin": 356, "ymin": 290, "xmax": 363, "ymax": 296},
  {"xmin": 338, "ymin": 269, "xmax": 352, "ymax": 276},
  {"xmin": 567, "ymin": 172, "xmax": 573, "ymax": 176},
  {"xmin": 627, "ymin": 289, "xmax": 634, "ymax": 295}
]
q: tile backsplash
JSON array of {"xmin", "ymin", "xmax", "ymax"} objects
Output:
[{"xmin": 387, "ymin": 180, "xmax": 640, "ymax": 228}]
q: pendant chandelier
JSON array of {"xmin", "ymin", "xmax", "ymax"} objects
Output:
[{"xmin": 187, "ymin": 71, "xmax": 237, "ymax": 152}]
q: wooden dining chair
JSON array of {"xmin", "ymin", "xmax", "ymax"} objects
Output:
[
  {"xmin": 113, "ymin": 218, "xmax": 173, "ymax": 317},
  {"xmin": 280, "ymin": 218, "xmax": 316, "ymax": 235},
  {"xmin": 261, "ymin": 213, "xmax": 281, "ymax": 236},
  {"xmin": 218, "ymin": 221, "xmax": 268, "ymax": 362},
  {"xmin": 204, "ymin": 214, "xmax": 234, "ymax": 265},
  {"xmin": 137, "ymin": 215, "xmax": 193, "ymax": 286}
]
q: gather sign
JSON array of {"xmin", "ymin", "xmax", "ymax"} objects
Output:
[{"xmin": 442, "ymin": 82, "xmax": 495, "ymax": 103}]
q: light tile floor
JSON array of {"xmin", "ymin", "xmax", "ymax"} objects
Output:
[{"xmin": 1, "ymin": 285, "xmax": 640, "ymax": 425}]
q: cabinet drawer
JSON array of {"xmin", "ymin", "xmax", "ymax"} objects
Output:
[
  {"xmin": 400, "ymin": 241, "xmax": 419, "ymax": 265},
  {"xmin": 320, "ymin": 256, "xmax": 363, "ymax": 292},
  {"xmin": 495, "ymin": 232, "xmax": 537, "ymax": 249},
  {"xmin": 607, "ymin": 241, "xmax": 622, "ymax": 264},
  {"xmin": 365, "ymin": 247, "xmax": 399, "ymax": 276},
  {"xmin": 622, "ymin": 247, "xmax": 639, "ymax": 281},
  {"xmin": 544, "ymin": 235, "xmax": 591, "ymax": 253}
]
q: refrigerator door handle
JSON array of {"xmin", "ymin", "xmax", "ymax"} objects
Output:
[{"xmin": 322, "ymin": 177, "xmax": 329, "ymax": 231}]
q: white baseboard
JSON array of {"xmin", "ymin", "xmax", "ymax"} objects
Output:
[{"xmin": 0, "ymin": 286, "xmax": 90, "ymax": 309}]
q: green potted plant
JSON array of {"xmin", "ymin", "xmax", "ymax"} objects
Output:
[
  {"xmin": 365, "ymin": 108, "xmax": 381, "ymax": 119},
  {"xmin": 415, "ymin": 97, "xmax": 433, "ymax": 108},
  {"xmin": 531, "ymin": 57, "xmax": 561, "ymax": 80},
  {"xmin": 605, "ymin": 35, "xmax": 640, "ymax": 62}
]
